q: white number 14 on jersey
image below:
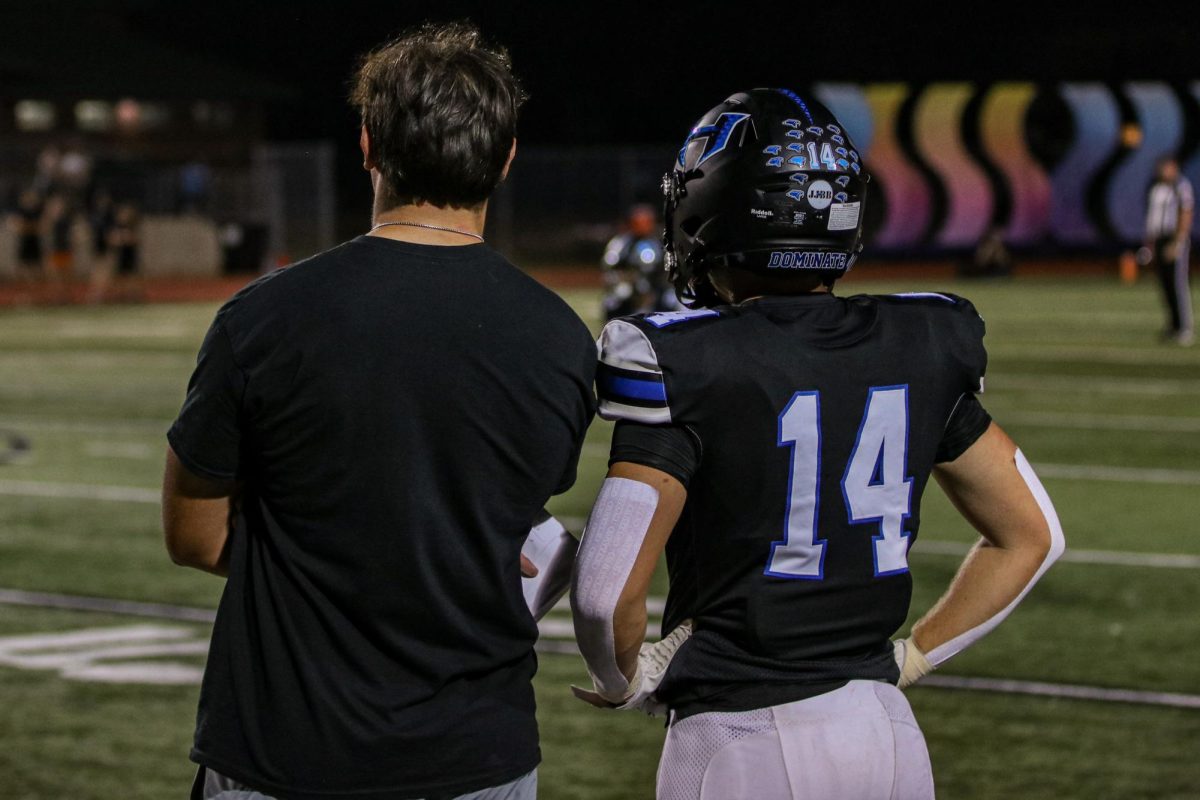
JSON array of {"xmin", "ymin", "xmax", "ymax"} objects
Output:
[{"xmin": 765, "ymin": 385, "xmax": 913, "ymax": 580}]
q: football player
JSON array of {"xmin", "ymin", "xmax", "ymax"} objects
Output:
[{"xmin": 570, "ymin": 89, "xmax": 1065, "ymax": 799}]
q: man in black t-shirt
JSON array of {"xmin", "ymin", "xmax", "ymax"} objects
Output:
[
  {"xmin": 570, "ymin": 90, "xmax": 1064, "ymax": 799},
  {"xmin": 163, "ymin": 23, "xmax": 595, "ymax": 800}
]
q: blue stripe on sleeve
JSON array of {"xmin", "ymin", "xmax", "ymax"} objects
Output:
[{"xmin": 598, "ymin": 372, "xmax": 668, "ymax": 403}]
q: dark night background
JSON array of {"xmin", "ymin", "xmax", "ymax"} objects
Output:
[
  {"xmin": 124, "ymin": 1, "xmax": 1200, "ymax": 145},
  {"xmin": 6, "ymin": 0, "xmax": 1200, "ymax": 245},
  {"xmin": 8, "ymin": 0, "xmax": 1200, "ymax": 145}
]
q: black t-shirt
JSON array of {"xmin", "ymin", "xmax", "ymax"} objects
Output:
[
  {"xmin": 595, "ymin": 292, "xmax": 989, "ymax": 717},
  {"xmin": 168, "ymin": 236, "xmax": 596, "ymax": 799}
]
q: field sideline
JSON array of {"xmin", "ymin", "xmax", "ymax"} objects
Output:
[{"xmin": 0, "ymin": 276, "xmax": 1198, "ymax": 798}]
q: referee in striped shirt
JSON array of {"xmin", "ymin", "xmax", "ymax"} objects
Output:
[{"xmin": 1143, "ymin": 157, "xmax": 1194, "ymax": 346}]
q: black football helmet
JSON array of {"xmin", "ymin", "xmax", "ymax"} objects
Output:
[{"xmin": 663, "ymin": 88, "xmax": 869, "ymax": 307}]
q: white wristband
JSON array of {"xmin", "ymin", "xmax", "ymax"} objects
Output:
[{"xmin": 894, "ymin": 637, "xmax": 934, "ymax": 689}]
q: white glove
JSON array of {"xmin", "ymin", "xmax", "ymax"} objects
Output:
[
  {"xmin": 572, "ymin": 620, "xmax": 693, "ymax": 716},
  {"xmin": 894, "ymin": 636, "xmax": 934, "ymax": 689}
]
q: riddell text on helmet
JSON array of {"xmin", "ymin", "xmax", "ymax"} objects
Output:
[{"xmin": 767, "ymin": 251, "xmax": 848, "ymax": 270}]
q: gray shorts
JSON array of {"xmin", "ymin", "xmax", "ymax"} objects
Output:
[{"xmin": 193, "ymin": 765, "xmax": 537, "ymax": 800}]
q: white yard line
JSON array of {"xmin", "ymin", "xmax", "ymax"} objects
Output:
[
  {"xmin": 0, "ymin": 480, "xmax": 160, "ymax": 504},
  {"xmin": 920, "ymin": 675, "xmax": 1200, "ymax": 710},
  {"xmin": 1035, "ymin": 463, "xmax": 1200, "ymax": 485},
  {"xmin": 3, "ymin": 587, "xmax": 1197, "ymax": 709},
  {"xmin": 0, "ymin": 589, "xmax": 216, "ymax": 623},
  {"xmin": 917, "ymin": 540, "xmax": 1200, "ymax": 569},
  {"xmin": 998, "ymin": 410, "xmax": 1200, "ymax": 434},
  {"xmin": 4, "ymin": 481, "xmax": 1196, "ymax": 564},
  {"xmin": 989, "ymin": 345, "xmax": 1200, "ymax": 367},
  {"xmin": 84, "ymin": 442, "xmax": 156, "ymax": 460},
  {"xmin": 988, "ymin": 373, "xmax": 1200, "ymax": 395},
  {"xmin": 990, "ymin": 311, "xmax": 1157, "ymax": 326},
  {"xmin": 0, "ymin": 417, "xmax": 169, "ymax": 435}
]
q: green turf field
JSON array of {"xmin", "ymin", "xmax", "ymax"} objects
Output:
[{"xmin": 1, "ymin": 277, "xmax": 1198, "ymax": 799}]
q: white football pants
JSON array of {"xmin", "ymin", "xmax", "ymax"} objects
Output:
[{"xmin": 657, "ymin": 680, "xmax": 934, "ymax": 800}]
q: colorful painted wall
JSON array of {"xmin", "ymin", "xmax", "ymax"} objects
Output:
[{"xmin": 814, "ymin": 81, "xmax": 1200, "ymax": 251}]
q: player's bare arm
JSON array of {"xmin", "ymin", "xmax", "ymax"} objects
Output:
[
  {"xmin": 571, "ymin": 462, "xmax": 686, "ymax": 707},
  {"xmin": 895, "ymin": 422, "xmax": 1065, "ymax": 686},
  {"xmin": 161, "ymin": 445, "xmax": 238, "ymax": 576}
]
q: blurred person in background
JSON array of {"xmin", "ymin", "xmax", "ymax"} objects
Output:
[
  {"xmin": 85, "ymin": 190, "xmax": 116, "ymax": 303},
  {"xmin": 162, "ymin": 22, "xmax": 594, "ymax": 800},
  {"xmin": 601, "ymin": 203, "xmax": 677, "ymax": 320},
  {"xmin": 179, "ymin": 161, "xmax": 213, "ymax": 215},
  {"xmin": 111, "ymin": 204, "xmax": 143, "ymax": 301},
  {"xmin": 42, "ymin": 193, "xmax": 74, "ymax": 303},
  {"xmin": 966, "ymin": 224, "xmax": 1013, "ymax": 278},
  {"xmin": 91, "ymin": 202, "xmax": 142, "ymax": 303},
  {"xmin": 1143, "ymin": 157, "xmax": 1194, "ymax": 346},
  {"xmin": 9, "ymin": 188, "xmax": 45, "ymax": 297},
  {"xmin": 56, "ymin": 142, "xmax": 93, "ymax": 199},
  {"xmin": 32, "ymin": 145, "xmax": 60, "ymax": 196}
]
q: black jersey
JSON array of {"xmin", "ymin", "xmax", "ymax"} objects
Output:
[{"xmin": 596, "ymin": 291, "xmax": 989, "ymax": 716}]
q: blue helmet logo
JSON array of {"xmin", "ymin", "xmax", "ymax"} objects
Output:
[{"xmin": 678, "ymin": 112, "xmax": 752, "ymax": 167}]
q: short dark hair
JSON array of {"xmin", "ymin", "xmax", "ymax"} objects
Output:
[{"xmin": 351, "ymin": 22, "xmax": 525, "ymax": 209}]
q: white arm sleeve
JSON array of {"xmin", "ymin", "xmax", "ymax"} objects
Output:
[
  {"xmin": 570, "ymin": 477, "xmax": 660, "ymax": 700},
  {"xmin": 925, "ymin": 449, "xmax": 1066, "ymax": 666}
]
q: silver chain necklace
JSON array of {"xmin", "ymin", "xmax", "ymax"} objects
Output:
[{"xmin": 369, "ymin": 220, "xmax": 484, "ymax": 242}]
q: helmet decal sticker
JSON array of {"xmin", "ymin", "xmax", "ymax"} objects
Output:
[{"xmin": 677, "ymin": 112, "xmax": 752, "ymax": 167}]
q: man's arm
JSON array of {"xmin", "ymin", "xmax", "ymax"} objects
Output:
[
  {"xmin": 570, "ymin": 462, "xmax": 687, "ymax": 702},
  {"xmin": 161, "ymin": 445, "xmax": 239, "ymax": 576},
  {"xmin": 896, "ymin": 422, "xmax": 1065, "ymax": 686}
]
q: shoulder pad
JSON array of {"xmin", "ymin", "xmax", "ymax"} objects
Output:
[
  {"xmin": 882, "ymin": 292, "xmax": 986, "ymax": 392},
  {"xmin": 596, "ymin": 319, "xmax": 672, "ymax": 423},
  {"xmin": 884, "ymin": 291, "xmax": 963, "ymax": 305},
  {"xmin": 642, "ymin": 308, "xmax": 721, "ymax": 328},
  {"xmin": 882, "ymin": 291, "xmax": 983, "ymax": 321}
]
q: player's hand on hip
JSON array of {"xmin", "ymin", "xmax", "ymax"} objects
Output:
[
  {"xmin": 571, "ymin": 620, "xmax": 693, "ymax": 716},
  {"xmin": 894, "ymin": 636, "xmax": 935, "ymax": 689}
]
